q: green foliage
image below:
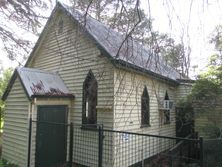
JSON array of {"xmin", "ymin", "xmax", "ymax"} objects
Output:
[
  {"xmin": 73, "ymin": 0, "xmax": 189, "ymax": 76},
  {"xmin": 189, "ymin": 65, "xmax": 222, "ymax": 138},
  {"xmin": 183, "ymin": 25, "xmax": 222, "ymax": 139},
  {"xmin": 0, "ymin": 68, "xmax": 13, "ymax": 131},
  {"xmin": 163, "ymin": 43, "xmax": 185, "ymax": 70},
  {"xmin": 177, "ymin": 98, "xmax": 193, "ymax": 108},
  {"xmin": 190, "ymin": 78, "xmax": 220, "ymax": 100},
  {"xmin": 202, "ymin": 124, "xmax": 221, "ymax": 138},
  {"xmin": 200, "ymin": 54, "xmax": 222, "ymax": 83},
  {"xmin": 191, "ymin": 50, "xmax": 222, "ymax": 101},
  {"xmin": 0, "ymin": 69, "xmax": 13, "ymax": 97},
  {"xmin": 0, "ymin": 159, "xmax": 19, "ymax": 167}
]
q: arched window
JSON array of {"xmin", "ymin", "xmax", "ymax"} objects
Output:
[
  {"xmin": 164, "ymin": 91, "xmax": 170, "ymax": 124},
  {"xmin": 165, "ymin": 91, "xmax": 169, "ymax": 100},
  {"xmin": 82, "ymin": 70, "xmax": 98, "ymax": 124},
  {"xmin": 141, "ymin": 86, "xmax": 150, "ymax": 126}
]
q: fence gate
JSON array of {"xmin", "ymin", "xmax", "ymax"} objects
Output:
[{"xmin": 35, "ymin": 105, "xmax": 68, "ymax": 167}]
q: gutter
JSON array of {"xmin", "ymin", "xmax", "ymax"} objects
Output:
[
  {"xmin": 113, "ymin": 59, "xmax": 180, "ymax": 85},
  {"xmin": 31, "ymin": 94, "xmax": 75, "ymax": 99}
]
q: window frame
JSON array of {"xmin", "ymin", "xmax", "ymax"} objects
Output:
[
  {"xmin": 163, "ymin": 109, "xmax": 170, "ymax": 124},
  {"xmin": 82, "ymin": 70, "xmax": 98, "ymax": 125},
  {"xmin": 141, "ymin": 86, "xmax": 150, "ymax": 127},
  {"xmin": 163, "ymin": 91, "xmax": 171, "ymax": 124}
]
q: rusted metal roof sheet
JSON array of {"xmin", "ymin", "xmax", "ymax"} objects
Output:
[
  {"xmin": 59, "ymin": 2, "xmax": 182, "ymax": 81},
  {"xmin": 17, "ymin": 67, "xmax": 73, "ymax": 98}
]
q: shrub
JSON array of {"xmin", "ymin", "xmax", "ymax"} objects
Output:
[{"xmin": 0, "ymin": 159, "xmax": 19, "ymax": 167}]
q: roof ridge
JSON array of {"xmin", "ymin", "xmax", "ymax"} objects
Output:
[{"xmin": 57, "ymin": 2, "xmax": 182, "ymax": 81}]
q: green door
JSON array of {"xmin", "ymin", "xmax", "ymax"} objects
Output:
[{"xmin": 35, "ymin": 105, "xmax": 68, "ymax": 167}]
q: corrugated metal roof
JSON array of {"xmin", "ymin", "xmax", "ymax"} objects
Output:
[
  {"xmin": 17, "ymin": 67, "xmax": 73, "ymax": 98},
  {"xmin": 59, "ymin": 2, "xmax": 182, "ymax": 81}
]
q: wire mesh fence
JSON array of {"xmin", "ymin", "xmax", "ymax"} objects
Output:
[
  {"xmin": 203, "ymin": 138, "xmax": 222, "ymax": 167},
  {"xmin": 72, "ymin": 124, "xmax": 100, "ymax": 167},
  {"xmin": 103, "ymin": 129, "xmax": 201, "ymax": 167},
  {"xmin": 29, "ymin": 120, "xmax": 203, "ymax": 167}
]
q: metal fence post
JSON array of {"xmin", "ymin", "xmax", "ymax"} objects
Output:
[
  {"xmin": 199, "ymin": 137, "xmax": 204, "ymax": 167},
  {"xmin": 27, "ymin": 117, "xmax": 32, "ymax": 167},
  {"xmin": 69, "ymin": 123, "xmax": 73, "ymax": 167},
  {"xmin": 98, "ymin": 125, "xmax": 104, "ymax": 167}
]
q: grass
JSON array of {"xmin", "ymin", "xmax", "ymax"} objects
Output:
[
  {"xmin": 0, "ymin": 131, "xmax": 18, "ymax": 167},
  {"xmin": 0, "ymin": 159, "xmax": 19, "ymax": 167}
]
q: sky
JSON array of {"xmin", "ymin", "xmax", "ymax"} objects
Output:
[
  {"xmin": 141, "ymin": 0, "xmax": 222, "ymax": 77},
  {"xmin": 1, "ymin": 0, "xmax": 222, "ymax": 78}
]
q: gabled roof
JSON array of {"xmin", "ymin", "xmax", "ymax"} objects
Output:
[
  {"xmin": 2, "ymin": 2, "xmax": 187, "ymax": 101},
  {"xmin": 24, "ymin": 1, "xmax": 182, "ymax": 84},
  {"xmin": 2, "ymin": 67, "xmax": 74, "ymax": 101},
  {"xmin": 58, "ymin": 2, "xmax": 182, "ymax": 82}
]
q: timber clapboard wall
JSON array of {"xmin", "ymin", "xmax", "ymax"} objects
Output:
[
  {"xmin": 113, "ymin": 68, "xmax": 177, "ymax": 166},
  {"xmin": 3, "ymin": 78, "xmax": 29, "ymax": 167},
  {"xmin": 114, "ymin": 68, "xmax": 177, "ymax": 133},
  {"xmin": 176, "ymin": 83, "xmax": 192, "ymax": 101},
  {"xmin": 2, "ymin": 3, "xmax": 193, "ymax": 167},
  {"xmin": 28, "ymin": 10, "xmax": 115, "ymax": 127},
  {"xmin": 27, "ymin": 10, "xmax": 114, "ymax": 167}
]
